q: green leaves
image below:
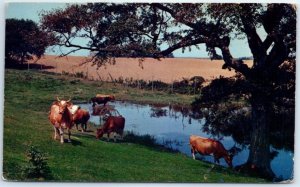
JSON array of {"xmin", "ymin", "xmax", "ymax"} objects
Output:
[
  {"xmin": 22, "ymin": 146, "xmax": 53, "ymax": 180},
  {"xmin": 5, "ymin": 19, "xmax": 55, "ymax": 65}
]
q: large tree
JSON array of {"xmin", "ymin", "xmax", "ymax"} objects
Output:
[
  {"xmin": 41, "ymin": 3, "xmax": 296, "ymax": 179},
  {"xmin": 5, "ymin": 19, "xmax": 55, "ymax": 66}
]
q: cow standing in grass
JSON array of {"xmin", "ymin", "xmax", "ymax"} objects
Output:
[
  {"xmin": 189, "ymin": 135, "xmax": 233, "ymax": 168},
  {"xmin": 91, "ymin": 94, "xmax": 115, "ymax": 106},
  {"xmin": 96, "ymin": 116, "xmax": 125, "ymax": 142},
  {"xmin": 73, "ymin": 108, "xmax": 90, "ymax": 132},
  {"xmin": 48, "ymin": 97, "xmax": 74, "ymax": 143}
]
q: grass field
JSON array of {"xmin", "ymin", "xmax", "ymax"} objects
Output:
[{"xmin": 3, "ymin": 69, "xmax": 266, "ymax": 182}]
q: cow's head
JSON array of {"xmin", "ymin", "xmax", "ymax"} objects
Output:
[
  {"xmin": 96, "ymin": 128, "xmax": 104, "ymax": 139},
  {"xmin": 109, "ymin": 95, "xmax": 115, "ymax": 101},
  {"xmin": 57, "ymin": 97, "xmax": 72, "ymax": 114},
  {"xmin": 225, "ymin": 145, "xmax": 241, "ymax": 168},
  {"xmin": 225, "ymin": 154, "xmax": 233, "ymax": 168}
]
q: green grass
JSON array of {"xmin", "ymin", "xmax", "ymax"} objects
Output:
[{"xmin": 3, "ymin": 69, "xmax": 266, "ymax": 182}]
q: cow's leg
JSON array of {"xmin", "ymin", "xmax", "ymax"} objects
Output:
[
  {"xmin": 214, "ymin": 156, "xmax": 220, "ymax": 164},
  {"xmin": 81, "ymin": 123, "xmax": 86, "ymax": 132},
  {"xmin": 191, "ymin": 148, "xmax": 196, "ymax": 160},
  {"xmin": 75, "ymin": 123, "xmax": 79, "ymax": 131},
  {"xmin": 107, "ymin": 132, "xmax": 110, "ymax": 142},
  {"xmin": 84, "ymin": 123, "xmax": 87, "ymax": 132},
  {"xmin": 59, "ymin": 127, "xmax": 64, "ymax": 143},
  {"xmin": 113, "ymin": 132, "xmax": 117, "ymax": 142},
  {"xmin": 67, "ymin": 128, "xmax": 72, "ymax": 143},
  {"xmin": 53, "ymin": 126, "xmax": 59, "ymax": 140},
  {"xmin": 119, "ymin": 131, "xmax": 124, "ymax": 141}
]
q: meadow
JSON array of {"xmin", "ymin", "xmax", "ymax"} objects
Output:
[{"xmin": 3, "ymin": 69, "xmax": 266, "ymax": 182}]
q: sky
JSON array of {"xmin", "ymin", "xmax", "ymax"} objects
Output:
[{"xmin": 4, "ymin": 2, "xmax": 261, "ymax": 58}]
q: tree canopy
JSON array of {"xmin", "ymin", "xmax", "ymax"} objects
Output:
[
  {"xmin": 5, "ymin": 18, "xmax": 55, "ymax": 66},
  {"xmin": 40, "ymin": 3, "xmax": 295, "ymax": 70}
]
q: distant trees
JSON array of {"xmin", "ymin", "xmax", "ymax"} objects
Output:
[{"xmin": 5, "ymin": 19, "xmax": 55, "ymax": 67}]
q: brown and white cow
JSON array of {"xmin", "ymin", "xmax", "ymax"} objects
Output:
[
  {"xmin": 72, "ymin": 108, "xmax": 90, "ymax": 132},
  {"xmin": 91, "ymin": 94, "xmax": 115, "ymax": 106},
  {"xmin": 48, "ymin": 97, "xmax": 74, "ymax": 143},
  {"xmin": 96, "ymin": 116, "xmax": 125, "ymax": 142},
  {"xmin": 189, "ymin": 135, "xmax": 233, "ymax": 167}
]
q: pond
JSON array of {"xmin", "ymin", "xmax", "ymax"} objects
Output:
[{"xmin": 79, "ymin": 101, "xmax": 294, "ymax": 180}]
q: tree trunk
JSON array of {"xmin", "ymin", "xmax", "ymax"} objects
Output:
[{"xmin": 246, "ymin": 95, "xmax": 275, "ymax": 179}]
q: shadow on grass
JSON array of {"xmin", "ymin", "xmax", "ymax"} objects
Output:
[
  {"xmin": 122, "ymin": 131, "xmax": 180, "ymax": 153},
  {"xmin": 69, "ymin": 139, "xmax": 83, "ymax": 146}
]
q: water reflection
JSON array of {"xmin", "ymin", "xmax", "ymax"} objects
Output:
[{"xmin": 79, "ymin": 101, "xmax": 293, "ymax": 180}]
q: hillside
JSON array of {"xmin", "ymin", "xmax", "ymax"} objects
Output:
[{"xmin": 3, "ymin": 69, "xmax": 265, "ymax": 182}]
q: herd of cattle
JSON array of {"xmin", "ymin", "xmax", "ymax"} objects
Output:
[{"xmin": 48, "ymin": 95, "xmax": 234, "ymax": 167}]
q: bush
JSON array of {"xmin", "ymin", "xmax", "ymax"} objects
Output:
[
  {"xmin": 74, "ymin": 71, "xmax": 85, "ymax": 78},
  {"xmin": 22, "ymin": 146, "xmax": 52, "ymax": 180}
]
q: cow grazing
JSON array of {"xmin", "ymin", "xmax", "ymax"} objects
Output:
[
  {"xmin": 48, "ymin": 97, "xmax": 74, "ymax": 143},
  {"xmin": 91, "ymin": 94, "xmax": 115, "ymax": 106},
  {"xmin": 189, "ymin": 135, "xmax": 233, "ymax": 168},
  {"xmin": 96, "ymin": 116, "xmax": 125, "ymax": 142},
  {"xmin": 72, "ymin": 108, "xmax": 90, "ymax": 132}
]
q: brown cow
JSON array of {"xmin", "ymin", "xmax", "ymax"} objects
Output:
[
  {"xmin": 189, "ymin": 135, "xmax": 233, "ymax": 167},
  {"xmin": 91, "ymin": 94, "xmax": 115, "ymax": 106},
  {"xmin": 48, "ymin": 97, "xmax": 74, "ymax": 143},
  {"xmin": 72, "ymin": 108, "xmax": 90, "ymax": 132},
  {"xmin": 96, "ymin": 116, "xmax": 125, "ymax": 142}
]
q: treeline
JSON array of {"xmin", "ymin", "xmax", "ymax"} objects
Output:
[
  {"xmin": 60, "ymin": 70, "xmax": 205, "ymax": 95},
  {"xmin": 112, "ymin": 76, "xmax": 205, "ymax": 95}
]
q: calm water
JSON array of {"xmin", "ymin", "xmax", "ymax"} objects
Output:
[{"xmin": 79, "ymin": 101, "xmax": 293, "ymax": 180}]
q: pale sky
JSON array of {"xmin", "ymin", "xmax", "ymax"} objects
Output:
[{"xmin": 5, "ymin": 2, "xmax": 258, "ymax": 58}]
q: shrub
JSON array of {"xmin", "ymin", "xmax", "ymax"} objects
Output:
[{"xmin": 22, "ymin": 146, "xmax": 52, "ymax": 180}]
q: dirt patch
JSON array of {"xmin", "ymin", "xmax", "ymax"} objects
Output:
[{"xmin": 30, "ymin": 55, "xmax": 253, "ymax": 83}]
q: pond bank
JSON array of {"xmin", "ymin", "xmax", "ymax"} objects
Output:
[{"xmin": 3, "ymin": 69, "xmax": 267, "ymax": 182}]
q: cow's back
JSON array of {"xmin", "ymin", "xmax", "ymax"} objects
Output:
[
  {"xmin": 190, "ymin": 135, "xmax": 220, "ymax": 155},
  {"xmin": 74, "ymin": 109, "xmax": 90, "ymax": 123},
  {"xmin": 105, "ymin": 116, "xmax": 125, "ymax": 132}
]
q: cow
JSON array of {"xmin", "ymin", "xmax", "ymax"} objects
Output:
[
  {"xmin": 72, "ymin": 108, "xmax": 90, "ymax": 132},
  {"xmin": 96, "ymin": 116, "xmax": 125, "ymax": 142},
  {"xmin": 90, "ymin": 94, "xmax": 115, "ymax": 106},
  {"xmin": 189, "ymin": 135, "xmax": 233, "ymax": 168},
  {"xmin": 48, "ymin": 97, "xmax": 74, "ymax": 143}
]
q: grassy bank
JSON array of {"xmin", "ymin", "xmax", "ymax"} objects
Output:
[{"xmin": 3, "ymin": 69, "xmax": 266, "ymax": 182}]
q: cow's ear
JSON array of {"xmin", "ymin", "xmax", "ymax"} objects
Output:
[{"xmin": 67, "ymin": 102, "xmax": 73, "ymax": 106}]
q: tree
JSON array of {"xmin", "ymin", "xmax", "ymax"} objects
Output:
[
  {"xmin": 5, "ymin": 19, "xmax": 55, "ymax": 66},
  {"xmin": 41, "ymin": 3, "xmax": 296, "ymax": 179}
]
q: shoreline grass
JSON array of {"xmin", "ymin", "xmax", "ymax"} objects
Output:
[{"xmin": 3, "ymin": 69, "xmax": 266, "ymax": 182}]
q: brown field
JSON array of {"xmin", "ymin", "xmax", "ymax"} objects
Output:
[{"xmin": 30, "ymin": 55, "xmax": 253, "ymax": 83}]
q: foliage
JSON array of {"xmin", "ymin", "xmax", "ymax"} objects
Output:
[
  {"xmin": 22, "ymin": 146, "xmax": 52, "ymax": 180},
  {"xmin": 41, "ymin": 4, "xmax": 295, "ymax": 69},
  {"xmin": 5, "ymin": 19, "xmax": 55, "ymax": 66}
]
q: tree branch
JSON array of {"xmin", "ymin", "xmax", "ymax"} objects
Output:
[
  {"xmin": 239, "ymin": 6, "xmax": 267, "ymax": 69},
  {"xmin": 156, "ymin": 35, "xmax": 209, "ymax": 57},
  {"xmin": 218, "ymin": 37, "xmax": 251, "ymax": 77}
]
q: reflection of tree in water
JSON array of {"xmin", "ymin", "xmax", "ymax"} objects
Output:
[{"xmin": 150, "ymin": 107, "xmax": 167, "ymax": 118}]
